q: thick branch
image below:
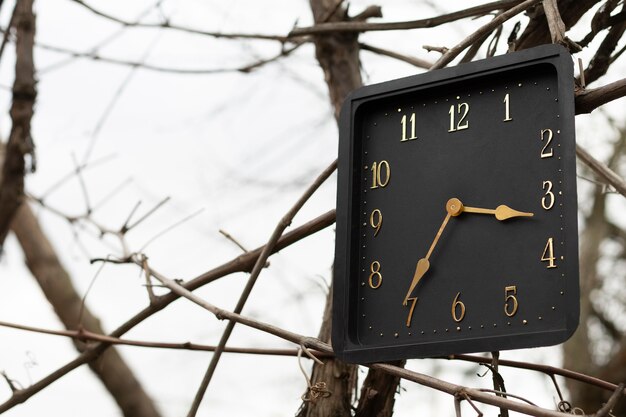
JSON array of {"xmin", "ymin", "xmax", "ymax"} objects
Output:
[
  {"xmin": 575, "ymin": 77, "xmax": 626, "ymax": 115},
  {"xmin": 10, "ymin": 204, "xmax": 163, "ymax": 417},
  {"xmin": 291, "ymin": 0, "xmax": 527, "ymax": 36},
  {"xmin": 0, "ymin": 0, "xmax": 36, "ymax": 249},
  {"xmin": 0, "ymin": 208, "xmax": 336, "ymax": 412}
]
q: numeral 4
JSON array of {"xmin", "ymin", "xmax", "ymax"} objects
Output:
[{"xmin": 541, "ymin": 237, "xmax": 557, "ymax": 268}]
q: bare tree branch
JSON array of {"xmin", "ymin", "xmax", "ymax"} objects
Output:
[
  {"xmin": 360, "ymin": 42, "xmax": 432, "ymax": 69},
  {"xmin": 33, "ymin": 40, "xmax": 303, "ymax": 75},
  {"xmin": 9, "ymin": 204, "xmax": 163, "ymax": 417},
  {"xmin": 575, "ymin": 77, "xmax": 626, "ymax": 115},
  {"xmin": 575, "ymin": 144, "xmax": 626, "ymax": 198},
  {"xmin": 290, "ymin": 0, "xmax": 527, "ymax": 36},
  {"xmin": 430, "ymin": 0, "xmax": 542, "ymax": 70},
  {"xmin": 187, "ymin": 159, "xmax": 337, "ymax": 416},
  {"xmin": 0, "ymin": 0, "xmax": 36, "ymax": 250},
  {"xmin": 0, "ymin": 208, "xmax": 336, "ymax": 412},
  {"xmin": 67, "ymin": 0, "xmax": 289, "ymax": 42}
]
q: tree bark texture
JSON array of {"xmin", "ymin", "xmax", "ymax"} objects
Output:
[
  {"xmin": 514, "ymin": 0, "xmax": 599, "ymax": 50},
  {"xmin": 298, "ymin": 2, "xmax": 405, "ymax": 416},
  {"xmin": 10, "ymin": 204, "xmax": 163, "ymax": 417},
  {"xmin": 297, "ymin": 3, "xmax": 361, "ymax": 416},
  {"xmin": 0, "ymin": 0, "xmax": 36, "ymax": 250}
]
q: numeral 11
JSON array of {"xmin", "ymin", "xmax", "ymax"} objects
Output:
[{"xmin": 401, "ymin": 113, "xmax": 417, "ymax": 142}]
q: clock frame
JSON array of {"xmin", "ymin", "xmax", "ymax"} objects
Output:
[{"xmin": 333, "ymin": 44, "xmax": 579, "ymax": 363}]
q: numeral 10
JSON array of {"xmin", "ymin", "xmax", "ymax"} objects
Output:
[{"xmin": 370, "ymin": 160, "xmax": 390, "ymax": 189}]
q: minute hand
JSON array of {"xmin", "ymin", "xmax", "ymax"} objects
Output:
[{"xmin": 462, "ymin": 204, "xmax": 534, "ymax": 221}]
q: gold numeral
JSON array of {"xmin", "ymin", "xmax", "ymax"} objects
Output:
[
  {"xmin": 504, "ymin": 285, "xmax": 519, "ymax": 317},
  {"xmin": 541, "ymin": 237, "xmax": 557, "ymax": 268},
  {"xmin": 448, "ymin": 103, "xmax": 470, "ymax": 132},
  {"xmin": 368, "ymin": 261, "xmax": 383, "ymax": 289},
  {"xmin": 369, "ymin": 209, "xmax": 383, "ymax": 237},
  {"xmin": 405, "ymin": 296, "xmax": 418, "ymax": 327},
  {"xmin": 542, "ymin": 180, "xmax": 555, "ymax": 210},
  {"xmin": 451, "ymin": 292, "xmax": 466, "ymax": 322},
  {"xmin": 401, "ymin": 113, "xmax": 417, "ymax": 142},
  {"xmin": 370, "ymin": 160, "xmax": 391, "ymax": 189},
  {"xmin": 503, "ymin": 93, "xmax": 512, "ymax": 122},
  {"xmin": 540, "ymin": 128, "xmax": 554, "ymax": 158}
]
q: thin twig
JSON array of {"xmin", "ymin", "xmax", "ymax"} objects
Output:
[
  {"xmin": 576, "ymin": 144, "xmax": 626, "ymax": 198},
  {"xmin": 71, "ymin": 153, "xmax": 92, "ymax": 214},
  {"xmin": 0, "ymin": 0, "xmax": 19, "ymax": 66},
  {"xmin": 0, "ymin": 319, "xmax": 331, "ymax": 357},
  {"xmin": 448, "ymin": 354, "xmax": 626, "ymax": 394},
  {"xmin": 360, "ymin": 42, "xmax": 432, "ymax": 69},
  {"xmin": 67, "ymin": 0, "xmax": 289, "ymax": 42},
  {"xmin": 34, "ymin": 40, "xmax": 303, "ymax": 75},
  {"xmin": 186, "ymin": 159, "xmax": 337, "ymax": 417},
  {"xmin": 124, "ymin": 196, "xmax": 170, "ymax": 232},
  {"xmin": 430, "ymin": 0, "xmax": 542, "ymax": 70},
  {"xmin": 0, "ymin": 209, "xmax": 336, "ymax": 413},
  {"xmin": 219, "ymin": 229, "xmax": 249, "ymax": 253},
  {"xmin": 139, "ymin": 207, "xmax": 204, "ymax": 251}
]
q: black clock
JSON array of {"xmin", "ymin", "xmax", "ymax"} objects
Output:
[{"xmin": 333, "ymin": 44, "xmax": 579, "ymax": 363}]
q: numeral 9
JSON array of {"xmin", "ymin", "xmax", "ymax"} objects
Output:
[{"xmin": 369, "ymin": 209, "xmax": 382, "ymax": 237}]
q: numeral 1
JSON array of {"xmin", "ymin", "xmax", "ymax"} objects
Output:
[
  {"xmin": 401, "ymin": 113, "xmax": 417, "ymax": 142},
  {"xmin": 448, "ymin": 103, "xmax": 469, "ymax": 132},
  {"xmin": 370, "ymin": 160, "xmax": 391, "ymax": 189},
  {"xmin": 541, "ymin": 237, "xmax": 557, "ymax": 268},
  {"xmin": 503, "ymin": 93, "xmax": 512, "ymax": 122},
  {"xmin": 540, "ymin": 128, "xmax": 554, "ymax": 158}
]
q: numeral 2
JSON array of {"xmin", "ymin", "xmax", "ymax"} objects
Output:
[{"xmin": 540, "ymin": 128, "xmax": 554, "ymax": 158}]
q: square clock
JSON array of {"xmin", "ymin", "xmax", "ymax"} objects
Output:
[{"xmin": 333, "ymin": 44, "xmax": 579, "ymax": 363}]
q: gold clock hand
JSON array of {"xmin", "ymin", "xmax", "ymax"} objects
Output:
[
  {"xmin": 461, "ymin": 204, "xmax": 534, "ymax": 220},
  {"xmin": 403, "ymin": 198, "xmax": 462, "ymax": 306}
]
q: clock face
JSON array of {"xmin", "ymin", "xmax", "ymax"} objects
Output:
[{"xmin": 333, "ymin": 45, "xmax": 579, "ymax": 363}]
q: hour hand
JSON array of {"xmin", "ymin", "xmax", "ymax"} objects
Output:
[{"xmin": 460, "ymin": 203, "xmax": 534, "ymax": 221}]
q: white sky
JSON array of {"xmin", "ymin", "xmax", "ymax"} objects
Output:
[{"xmin": 0, "ymin": 0, "xmax": 625, "ymax": 416}]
